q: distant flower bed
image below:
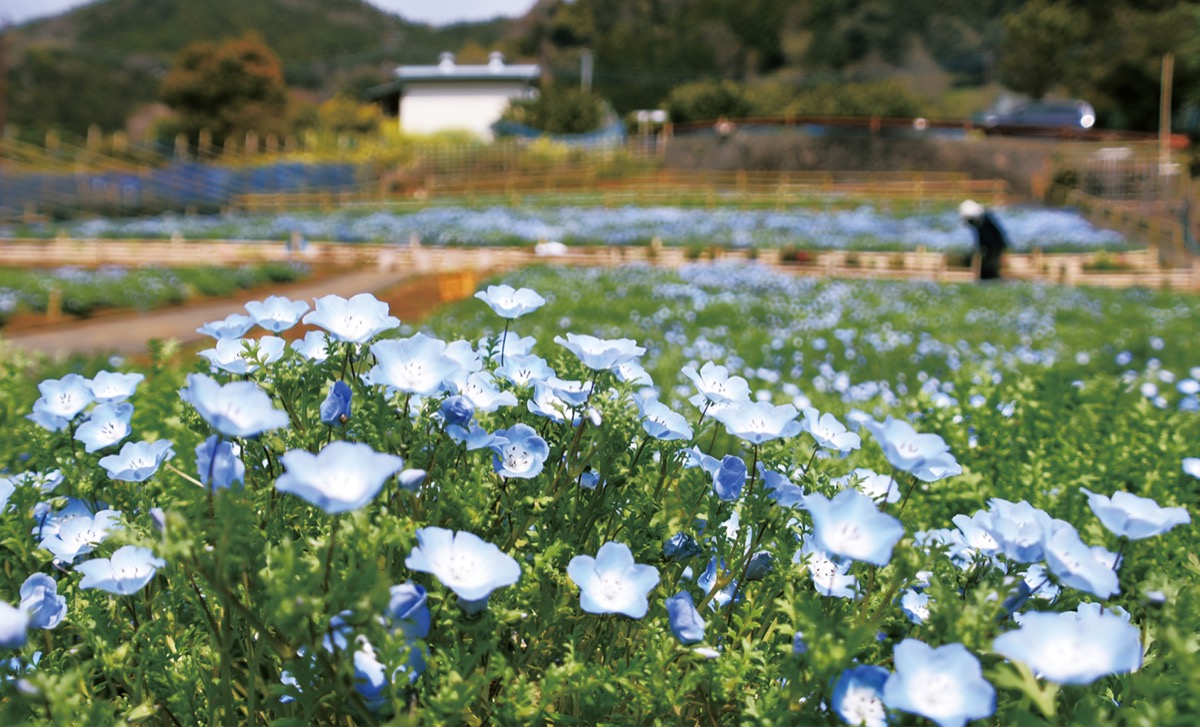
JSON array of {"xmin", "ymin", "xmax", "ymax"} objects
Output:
[
  {"xmin": 0, "ymin": 262, "xmax": 309, "ymax": 325},
  {"xmin": 8, "ymin": 204, "xmax": 1131, "ymax": 253}
]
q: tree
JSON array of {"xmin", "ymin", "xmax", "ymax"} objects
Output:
[
  {"xmin": 997, "ymin": 0, "xmax": 1087, "ymax": 100},
  {"xmin": 159, "ymin": 32, "xmax": 288, "ymax": 144},
  {"xmin": 499, "ymin": 87, "xmax": 606, "ymax": 134}
]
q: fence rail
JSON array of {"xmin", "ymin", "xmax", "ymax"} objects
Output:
[{"xmin": 1, "ymin": 238, "xmax": 1195, "ymax": 291}]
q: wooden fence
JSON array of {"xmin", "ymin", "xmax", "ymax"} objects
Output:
[
  {"xmin": 1, "ymin": 237, "xmax": 1196, "ymax": 291},
  {"xmin": 232, "ymin": 170, "xmax": 1010, "ymax": 213}
]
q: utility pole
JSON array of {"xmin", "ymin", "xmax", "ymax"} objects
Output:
[
  {"xmin": 580, "ymin": 48, "xmax": 592, "ymax": 94},
  {"xmin": 0, "ymin": 21, "xmax": 8, "ymax": 135},
  {"xmin": 1159, "ymin": 52, "xmax": 1174, "ymax": 174}
]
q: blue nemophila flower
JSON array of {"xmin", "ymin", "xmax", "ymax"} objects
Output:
[
  {"xmin": 196, "ymin": 312, "xmax": 255, "ymax": 340},
  {"xmin": 398, "ymin": 468, "xmax": 428, "ymax": 492},
  {"xmin": 636, "ymin": 396, "xmax": 693, "ymax": 441},
  {"xmin": 195, "ymin": 435, "xmax": 245, "ymax": 491},
  {"xmin": 744, "ymin": 551, "xmax": 774, "ymax": 581},
  {"xmin": 32, "ymin": 373, "xmax": 93, "ymax": 422},
  {"xmin": 19, "ymin": 574, "xmax": 66, "ymax": 630},
  {"xmin": 555, "ymin": 332, "xmax": 646, "ymax": 371},
  {"xmin": 761, "ymin": 464, "xmax": 806, "ymax": 508},
  {"xmin": 275, "ymin": 441, "xmax": 403, "ymax": 514},
  {"xmin": 40, "ymin": 508, "xmax": 122, "ymax": 563},
  {"xmin": 98, "ymin": 440, "xmax": 174, "ymax": 482},
  {"xmin": 1, "ymin": 469, "xmax": 62, "ymax": 495},
  {"xmin": 490, "ymin": 423, "xmax": 550, "ymax": 479},
  {"xmin": 663, "ymin": 532, "xmax": 703, "ymax": 562},
  {"xmin": 180, "ymin": 373, "xmax": 290, "ymax": 438},
  {"xmin": 883, "ymin": 639, "xmax": 995, "ymax": 727},
  {"xmin": 86, "ymin": 371, "xmax": 144, "ymax": 404},
  {"xmin": 614, "ymin": 360, "xmax": 653, "ymax": 386},
  {"xmin": 438, "ymin": 395, "xmax": 474, "ymax": 428},
  {"xmin": 795, "ymin": 538, "xmax": 857, "ymax": 599},
  {"xmin": 447, "ymin": 421, "xmax": 495, "ymax": 450},
  {"xmin": 864, "ymin": 417, "xmax": 960, "ymax": 482},
  {"xmin": 681, "ymin": 361, "xmax": 751, "ymax": 408},
  {"xmin": 546, "ymin": 376, "xmax": 593, "ymax": 407},
  {"xmin": 792, "ymin": 631, "xmax": 807, "ymax": 656},
  {"xmin": 1079, "ymin": 487, "xmax": 1190, "ymax": 540},
  {"xmin": 800, "ymin": 407, "xmax": 861, "ymax": 453},
  {"xmin": 697, "ymin": 557, "xmax": 740, "ymax": 610},
  {"xmin": 0, "ymin": 602, "xmax": 28, "ymax": 649},
  {"xmin": 665, "ymin": 591, "xmax": 707, "ymax": 645},
  {"xmin": 807, "ymin": 488, "xmax": 904, "ymax": 566},
  {"xmin": 495, "ymin": 353, "xmax": 555, "ymax": 388},
  {"xmin": 405, "ymin": 527, "xmax": 521, "ymax": 612},
  {"xmin": 291, "ymin": 330, "xmax": 331, "ymax": 362},
  {"xmin": 0, "ymin": 479, "xmax": 12, "ymax": 513},
  {"xmin": 74, "ymin": 403, "xmax": 134, "ymax": 453},
  {"xmin": 835, "ymin": 468, "xmax": 900, "ymax": 505},
  {"xmin": 304, "ymin": 293, "xmax": 399, "ymax": 344},
  {"xmin": 1042, "ymin": 522, "xmax": 1120, "ymax": 599},
  {"xmin": 245, "ymin": 295, "xmax": 310, "ymax": 333},
  {"xmin": 385, "ymin": 582, "xmax": 432, "ymax": 684},
  {"xmin": 76, "ymin": 546, "xmax": 165, "ymax": 595},
  {"xmin": 458, "ymin": 372, "xmax": 518, "ymax": 412},
  {"xmin": 1184, "ymin": 457, "xmax": 1200, "ymax": 479},
  {"xmin": 900, "ymin": 588, "xmax": 931, "ymax": 625},
  {"xmin": 993, "ymin": 606, "xmax": 1142, "ymax": 685},
  {"xmin": 368, "ymin": 333, "xmax": 462, "ymax": 397},
  {"xmin": 319, "ymin": 380, "xmax": 353, "ymax": 425},
  {"xmin": 713, "ymin": 400, "xmax": 802, "ymax": 445},
  {"xmin": 567, "ymin": 542, "xmax": 660, "ymax": 619},
  {"xmin": 199, "ymin": 336, "xmax": 286, "ymax": 374},
  {"xmin": 973, "ymin": 498, "xmax": 1054, "ymax": 563},
  {"xmin": 832, "ymin": 665, "xmax": 890, "ymax": 727},
  {"xmin": 527, "ymin": 383, "xmax": 581, "ymax": 425},
  {"xmin": 485, "ymin": 331, "xmax": 536, "ymax": 359},
  {"xmin": 712, "ymin": 455, "xmax": 748, "ymax": 501},
  {"xmin": 474, "ymin": 284, "xmax": 546, "ymax": 319}
]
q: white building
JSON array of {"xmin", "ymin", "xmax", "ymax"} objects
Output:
[{"xmin": 374, "ymin": 52, "xmax": 540, "ymax": 140}]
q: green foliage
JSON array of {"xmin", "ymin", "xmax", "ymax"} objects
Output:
[
  {"xmin": 159, "ymin": 33, "xmax": 290, "ymax": 145},
  {"xmin": 665, "ymin": 77, "xmax": 929, "ymax": 122},
  {"xmin": 997, "ymin": 0, "xmax": 1088, "ymax": 100},
  {"xmin": 499, "ymin": 87, "xmax": 607, "ymax": 135}
]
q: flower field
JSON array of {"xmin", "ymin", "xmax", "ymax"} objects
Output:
[
  {"xmin": 5, "ymin": 203, "xmax": 1131, "ymax": 253},
  {"xmin": 1, "ymin": 262, "xmax": 1197, "ymax": 725}
]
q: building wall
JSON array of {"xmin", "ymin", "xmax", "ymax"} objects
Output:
[{"xmin": 399, "ymin": 82, "xmax": 534, "ymax": 140}]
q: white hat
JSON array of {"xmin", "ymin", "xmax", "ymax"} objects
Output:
[{"xmin": 958, "ymin": 200, "xmax": 985, "ymax": 219}]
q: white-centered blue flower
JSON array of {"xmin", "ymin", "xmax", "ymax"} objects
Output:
[
  {"xmin": 39, "ymin": 508, "xmax": 123, "ymax": 563},
  {"xmin": 864, "ymin": 416, "xmax": 960, "ymax": 481},
  {"xmin": 832, "ymin": 665, "xmax": 890, "ymax": 727},
  {"xmin": 291, "ymin": 330, "xmax": 331, "ymax": 362},
  {"xmin": 180, "ymin": 373, "xmax": 289, "ymax": 438},
  {"xmin": 636, "ymin": 396, "xmax": 694, "ymax": 441},
  {"xmin": 458, "ymin": 372, "xmax": 518, "ymax": 412},
  {"xmin": 713, "ymin": 400, "xmax": 802, "ymax": 445},
  {"xmin": 800, "ymin": 406, "xmax": 861, "ymax": 452},
  {"xmin": 74, "ymin": 402, "xmax": 134, "ymax": 453},
  {"xmin": 794, "ymin": 539, "xmax": 857, "ymax": 599},
  {"xmin": 900, "ymin": 588, "xmax": 931, "ymax": 625},
  {"xmin": 681, "ymin": 361, "xmax": 751, "ymax": 408},
  {"xmin": 85, "ymin": 371, "xmax": 144, "ymax": 404},
  {"xmin": 195, "ymin": 435, "xmax": 245, "ymax": 491},
  {"xmin": 474, "ymin": 284, "xmax": 546, "ymax": 319},
  {"xmin": 883, "ymin": 639, "xmax": 995, "ymax": 727},
  {"xmin": 245, "ymin": 295, "xmax": 310, "ymax": 333},
  {"xmin": 0, "ymin": 602, "xmax": 29, "ymax": 648},
  {"xmin": 275, "ymin": 441, "xmax": 403, "ymax": 514},
  {"xmin": 567, "ymin": 541, "xmax": 660, "ymax": 619},
  {"xmin": 555, "ymin": 332, "xmax": 646, "ymax": 371},
  {"xmin": 199, "ymin": 336, "xmax": 286, "ymax": 375},
  {"xmin": 1042, "ymin": 522, "xmax": 1120, "ymax": 599},
  {"xmin": 32, "ymin": 373, "xmax": 94, "ymax": 421},
  {"xmin": 806, "ymin": 488, "xmax": 904, "ymax": 566},
  {"xmin": 405, "ymin": 527, "xmax": 521, "ymax": 612},
  {"xmin": 835, "ymin": 468, "xmax": 900, "ymax": 504},
  {"xmin": 1079, "ymin": 487, "xmax": 1190, "ymax": 540},
  {"xmin": 993, "ymin": 606, "xmax": 1142, "ymax": 685},
  {"xmin": 98, "ymin": 440, "xmax": 174, "ymax": 482},
  {"xmin": 495, "ymin": 353, "xmax": 555, "ymax": 388},
  {"xmin": 19, "ymin": 573, "xmax": 66, "ymax": 630},
  {"xmin": 1184, "ymin": 457, "xmax": 1200, "ymax": 479},
  {"xmin": 196, "ymin": 313, "xmax": 255, "ymax": 340},
  {"xmin": 368, "ymin": 333, "xmax": 462, "ymax": 397},
  {"xmin": 303, "ymin": 293, "xmax": 399, "ymax": 344},
  {"xmin": 489, "ymin": 423, "xmax": 550, "ymax": 479},
  {"xmin": 76, "ymin": 545, "xmax": 165, "ymax": 595}
]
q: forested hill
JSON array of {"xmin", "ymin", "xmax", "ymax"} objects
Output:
[
  {"xmin": 5, "ymin": 0, "xmax": 1198, "ymax": 136},
  {"xmin": 3, "ymin": 0, "xmax": 516, "ymax": 133}
]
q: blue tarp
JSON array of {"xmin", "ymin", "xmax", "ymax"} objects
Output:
[{"xmin": 490, "ymin": 119, "xmax": 627, "ymax": 148}]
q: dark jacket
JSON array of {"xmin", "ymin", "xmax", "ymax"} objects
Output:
[{"xmin": 967, "ymin": 211, "xmax": 1008, "ymax": 280}]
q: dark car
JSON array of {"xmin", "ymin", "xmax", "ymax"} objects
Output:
[{"xmin": 981, "ymin": 100, "xmax": 1096, "ymax": 135}]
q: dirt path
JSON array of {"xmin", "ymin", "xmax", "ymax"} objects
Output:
[{"xmin": 0, "ymin": 269, "xmax": 455, "ymax": 358}]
